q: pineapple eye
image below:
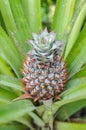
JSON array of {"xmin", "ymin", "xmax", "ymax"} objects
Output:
[{"xmin": 41, "ymin": 83, "xmax": 47, "ymax": 88}]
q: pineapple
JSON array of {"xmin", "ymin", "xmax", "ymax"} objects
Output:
[{"xmin": 22, "ymin": 29, "xmax": 67, "ymax": 102}]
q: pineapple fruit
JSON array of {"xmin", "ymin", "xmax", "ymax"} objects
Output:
[{"xmin": 22, "ymin": 29, "xmax": 67, "ymax": 102}]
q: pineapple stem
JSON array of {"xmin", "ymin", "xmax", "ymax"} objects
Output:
[{"xmin": 42, "ymin": 98, "xmax": 54, "ymax": 130}]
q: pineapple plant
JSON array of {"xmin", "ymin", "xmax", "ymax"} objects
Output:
[
  {"xmin": 22, "ymin": 29, "xmax": 67, "ymax": 102},
  {"xmin": 0, "ymin": 0, "xmax": 86, "ymax": 130}
]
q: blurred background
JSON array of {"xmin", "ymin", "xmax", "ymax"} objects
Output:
[{"xmin": 41, "ymin": 0, "xmax": 56, "ymax": 29}]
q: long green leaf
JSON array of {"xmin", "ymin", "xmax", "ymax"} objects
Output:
[
  {"xmin": 0, "ymin": 87, "xmax": 17, "ymax": 103},
  {"xmin": 0, "ymin": 11, "xmax": 6, "ymax": 31},
  {"xmin": 0, "ymin": 0, "xmax": 27, "ymax": 56},
  {"xmin": 70, "ymin": 65, "xmax": 86, "ymax": 80},
  {"xmin": 16, "ymin": 116, "xmax": 35, "ymax": 130},
  {"xmin": 56, "ymin": 122, "xmax": 86, "ymax": 130},
  {"xmin": 21, "ymin": 0, "xmax": 41, "ymax": 33},
  {"xmin": 0, "ymin": 123, "xmax": 26, "ymax": 130},
  {"xmin": 0, "ymin": 0, "xmax": 17, "ymax": 33},
  {"xmin": 0, "ymin": 75, "xmax": 23, "ymax": 92},
  {"xmin": 0, "ymin": 27, "xmax": 22, "ymax": 77},
  {"xmin": 66, "ymin": 24, "xmax": 86, "ymax": 76},
  {"xmin": 53, "ymin": 97, "xmax": 86, "ymax": 118},
  {"xmin": 65, "ymin": 78, "xmax": 86, "ymax": 89},
  {"xmin": 52, "ymin": 0, "xmax": 76, "ymax": 40},
  {"xmin": 65, "ymin": 2, "xmax": 86, "ymax": 58},
  {"xmin": 0, "ymin": 57, "xmax": 14, "ymax": 77},
  {"xmin": 0, "ymin": 100, "xmax": 35, "ymax": 124},
  {"xmin": 53, "ymin": 81, "xmax": 86, "ymax": 115},
  {"xmin": 9, "ymin": 0, "xmax": 32, "ymax": 52},
  {"xmin": 28, "ymin": 112, "xmax": 45, "ymax": 127},
  {"xmin": 61, "ymin": 82, "xmax": 86, "ymax": 100},
  {"xmin": 56, "ymin": 99, "xmax": 86, "ymax": 120}
]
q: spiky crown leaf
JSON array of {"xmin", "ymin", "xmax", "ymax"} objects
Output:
[{"xmin": 28, "ymin": 29, "xmax": 62, "ymax": 63}]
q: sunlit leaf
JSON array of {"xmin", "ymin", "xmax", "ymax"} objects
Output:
[
  {"xmin": 0, "ymin": 87, "xmax": 17, "ymax": 103},
  {"xmin": 70, "ymin": 65, "xmax": 86, "ymax": 80},
  {"xmin": 52, "ymin": 0, "xmax": 76, "ymax": 40},
  {"xmin": 28, "ymin": 112, "xmax": 45, "ymax": 127},
  {"xmin": 56, "ymin": 122, "xmax": 86, "ymax": 130},
  {"xmin": 9, "ymin": 0, "xmax": 32, "ymax": 52},
  {"xmin": 56, "ymin": 99, "xmax": 86, "ymax": 120},
  {"xmin": 0, "ymin": 75, "xmax": 23, "ymax": 92},
  {"xmin": 21, "ymin": 0, "xmax": 41, "ymax": 33},
  {"xmin": 0, "ymin": 57, "xmax": 14, "ymax": 77},
  {"xmin": 0, "ymin": 27, "xmax": 22, "ymax": 77},
  {"xmin": 16, "ymin": 116, "xmax": 35, "ymax": 130},
  {"xmin": 0, "ymin": 0, "xmax": 29, "ymax": 57},
  {"xmin": 0, "ymin": 100, "xmax": 35, "ymax": 124},
  {"xmin": 66, "ymin": 25, "xmax": 86, "ymax": 76},
  {"xmin": 0, "ymin": 123, "xmax": 26, "ymax": 130},
  {"xmin": 65, "ymin": 2, "xmax": 86, "ymax": 58}
]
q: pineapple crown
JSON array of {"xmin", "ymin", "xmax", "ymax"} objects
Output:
[{"xmin": 28, "ymin": 28, "xmax": 62, "ymax": 63}]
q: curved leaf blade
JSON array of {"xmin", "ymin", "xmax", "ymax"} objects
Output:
[
  {"xmin": 28, "ymin": 112, "xmax": 45, "ymax": 127},
  {"xmin": 69, "ymin": 65, "xmax": 86, "ymax": 80},
  {"xmin": 56, "ymin": 99, "xmax": 86, "ymax": 120},
  {"xmin": 16, "ymin": 116, "xmax": 35, "ymax": 130},
  {"xmin": 21, "ymin": 0, "xmax": 41, "ymax": 33},
  {"xmin": 0, "ymin": 57, "xmax": 14, "ymax": 77},
  {"xmin": 0, "ymin": 0, "xmax": 27, "ymax": 57},
  {"xmin": 56, "ymin": 122, "xmax": 86, "ymax": 130},
  {"xmin": 9, "ymin": 0, "xmax": 32, "ymax": 52},
  {"xmin": 66, "ymin": 24, "xmax": 86, "ymax": 76},
  {"xmin": 0, "ymin": 27, "xmax": 22, "ymax": 77},
  {"xmin": 0, "ymin": 124, "xmax": 26, "ymax": 130},
  {"xmin": 52, "ymin": 0, "xmax": 76, "ymax": 40},
  {"xmin": 65, "ymin": 3, "xmax": 86, "ymax": 58},
  {"xmin": 0, "ymin": 75, "xmax": 23, "ymax": 92},
  {"xmin": 0, "ymin": 87, "xmax": 17, "ymax": 103},
  {"xmin": 0, "ymin": 100, "xmax": 35, "ymax": 124}
]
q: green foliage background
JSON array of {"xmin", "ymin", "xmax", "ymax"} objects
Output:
[{"xmin": 0, "ymin": 0, "xmax": 86, "ymax": 130}]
